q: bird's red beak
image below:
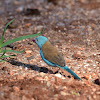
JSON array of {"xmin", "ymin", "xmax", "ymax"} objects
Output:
[{"xmin": 32, "ymin": 39, "xmax": 35, "ymax": 43}]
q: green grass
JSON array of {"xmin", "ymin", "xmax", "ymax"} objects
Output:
[{"xmin": 0, "ymin": 19, "xmax": 43, "ymax": 62}]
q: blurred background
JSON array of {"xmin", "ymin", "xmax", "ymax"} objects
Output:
[{"xmin": 0, "ymin": 0, "xmax": 100, "ymax": 50}]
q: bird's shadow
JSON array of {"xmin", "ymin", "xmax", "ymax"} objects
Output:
[
  {"xmin": 7, "ymin": 59, "xmax": 80, "ymax": 80},
  {"xmin": 7, "ymin": 59, "xmax": 53, "ymax": 74}
]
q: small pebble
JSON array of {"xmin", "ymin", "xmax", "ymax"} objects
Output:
[
  {"xmin": 65, "ymin": 59, "xmax": 71, "ymax": 63},
  {"xmin": 92, "ymin": 88, "xmax": 96, "ymax": 92},
  {"xmin": 88, "ymin": 68, "xmax": 91, "ymax": 71},
  {"xmin": 40, "ymin": 72, "xmax": 45, "ymax": 77},
  {"xmin": 24, "ymin": 23, "xmax": 31, "ymax": 27},
  {"xmin": 44, "ymin": 76, "xmax": 48, "ymax": 81},
  {"xmin": 25, "ymin": 50, "xmax": 32, "ymax": 54},
  {"xmin": 84, "ymin": 75, "xmax": 90, "ymax": 80},
  {"xmin": 13, "ymin": 86, "xmax": 20, "ymax": 92},
  {"xmin": 36, "ymin": 25, "xmax": 43, "ymax": 30},
  {"xmin": 55, "ymin": 74, "xmax": 65, "ymax": 79},
  {"xmin": 47, "ymin": 81, "xmax": 51, "ymax": 87},
  {"xmin": 60, "ymin": 91, "xmax": 67, "ymax": 96},
  {"xmin": 96, "ymin": 91, "xmax": 100, "ymax": 95},
  {"xmin": 91, "ymin": 73, "xmax": 96, "ymax": 78},
  {"xmin": 9, "ymin": 71, "xmax": 14, "ymax": 76}
]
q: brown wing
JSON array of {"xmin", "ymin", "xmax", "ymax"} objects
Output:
[{"xmin": 41, "ymin": 41, "xmax": 65, "ymax": 67}]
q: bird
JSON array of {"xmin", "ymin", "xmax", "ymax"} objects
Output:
[{"xmin": 32, "ymin": 36, "xmax": 81, "ymax": 80}]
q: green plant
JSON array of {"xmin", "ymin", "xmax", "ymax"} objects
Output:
[{"xmin": 0, "ymin": 19, "xmax": 43, "ymax": 62}]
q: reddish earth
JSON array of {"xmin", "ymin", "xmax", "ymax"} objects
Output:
[{"xmin": 0, "ymin": 0, "xmax": 100, "ymax": 100}]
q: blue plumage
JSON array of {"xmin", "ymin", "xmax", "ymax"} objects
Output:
[
  {"xmin": 33, "ymin": 36, "xmax": 81, "ymax": 80},
  {"xmin": 34, "ymin": 36, "xmax": 48, "ymax": 48}
]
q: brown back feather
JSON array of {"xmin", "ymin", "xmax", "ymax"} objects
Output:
[{"xmin": 41, "ymin": 41, "xmax": 66, "ymax": 67}]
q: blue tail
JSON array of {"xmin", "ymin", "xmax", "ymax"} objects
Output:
[{"xmin": 60, "ymin": 66, "xmax": 81, "ymax": 80}]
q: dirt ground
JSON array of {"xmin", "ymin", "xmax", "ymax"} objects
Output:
[{"xmin": 0, "ymin": 0, "xmax": 100, "ymax": 100}]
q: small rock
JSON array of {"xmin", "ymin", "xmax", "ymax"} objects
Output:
[
  {"xmin": 77, "ymin": 51, "xmax": 81, "ymax": 55},
  {"xmin": 87, "ymin": 60, "xmax": 92, "ymax": 63},
  {"xmin": 76, "ymin": 71, "xmax": 80, "ymax": 74},
  {"xmin": 62, "ymin": 45, "xmax": 66, "ymax": 49},
  {"xmin": 36, "ymin": 25, "xmax": 44, "ymax": 30},
  {"xmin": 88, "ymin": 68, "xmax": 91, "ymax": 71},
  {"xmin": 80, "ymin": 0, "xmax": 87, "ymax": 3},
  {"xmin": 47, "ymin": 81, "xmax": 51, "ymax": 87},
  {"xmin": 54, "ymin": 94, "xmax": 58, "ymax": 98},
  {"xmin": 91, "ymin": 73, "xmax": 96, "ymax": 78},
  {"xmin": 24, "ymin": 23, "xmax": 31, "ymax": 28},
  {"xmin": 55, "ymin": 73, "xmax": 65, "ymax": 79},
  {"xmin": 44, "ymin": 76, "xmax": 48, "ymax": 81},
  {"xmin": 92, "ymin": 88, "xmax": 96, "ymax": 92},
  {"xmin": 25, "ymin": 50, "xmax": 32, "ymax": 54},
  {"xmin": 96, "ymin": 91, "xmax": 100, "ymax": 95},
  {"xmin": 16, "ymin": 6, "xmax": 24, "ymax": 13},
  {"xmin": 60, "ymin": 91, "xmax": 67, "ymax": 96},
  {"xmin": 55, "ymin": 73, "xmax": 62, "ymax": 78},
  {"xmin": 93, "ymin": 95, "xmax": 97, "ymax": 99},
  {"xmin": 40, "ymin": 72, "xmax": 45, "ymax": 77},
  {"xmin": 84, "ymin": 75, "xmax": 90, "ymax": 80},
  {"xmin": 65, "ymin": 59, "xmax": 71, "ymax": 63},
  {"xmin": 9, "ymin": 71, "xmax": 14, "ymax": 76},
  {"xmin": 79, "ymin": 47, "xmax": 85, "ymax": 50},
  {"xmin": 13, "ymin": 86, "xmax": 20, "ymax": 92}
]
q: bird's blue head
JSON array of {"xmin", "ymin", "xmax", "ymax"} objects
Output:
[{"xmin": 33, "ymin": 36, "xmax": 48, "ymax": 48}]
